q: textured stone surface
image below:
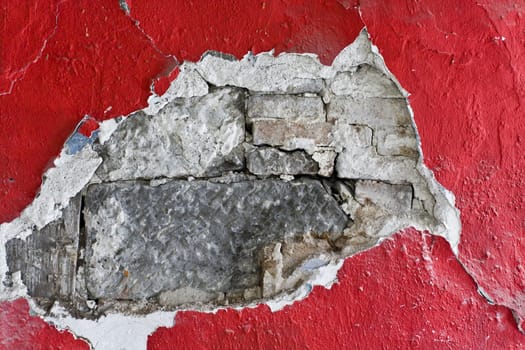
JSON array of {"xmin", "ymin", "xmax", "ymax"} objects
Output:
[
  {"xmin": 96, "ymin": 88, "xmax": 245, "ymax": 181},
  {"xmin": 354, "ymin": 180, "xmax": 413, "ymax": 214},
  {"xmin": 247, "ymin": 95, "xmax": 325, "ymax": 122},
  {"xmin": 246, "ymin": 147, "xmax": 319, "ymax": 175},
  {"xmin": 375, "ymin": 126, "xmax": 418, "ymax": 158},
  {"xmin": 327, "ymin": 97, "xmax": 411, "ymax": 127},
  {"xmin": 5, "ymin": 195, "xmax": 81, "ymax": 299},
  {"xmin": 335, "ymin": 144, "xmax": 417, "ymax": 183},
  {"xmin": 83, "ymin": 179, "xmax": 348, "ymax": 300},
  {"xmin": 330, "ymin": 65, "xmax": 402, "ymax": 98},
  {"xmin": 252, "ymin": 120, "xmax": 333, "ymax": 150}
]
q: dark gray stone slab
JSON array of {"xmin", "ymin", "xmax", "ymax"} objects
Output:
[
  {"xmin": 5, "ymin": 195, "xmax": 81, "ymax": 299},
  {"xmin": 246, "ymin": 147, "xmax": 319, "ymax": 176},
  {"xmin": 84, "ymin": 179, "xmax": 348, "ymax": 300}
]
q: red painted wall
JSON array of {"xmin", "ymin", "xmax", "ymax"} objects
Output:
[{"xmin": 1, "ymin": 0, "xmax": 524, "ymax": 348}]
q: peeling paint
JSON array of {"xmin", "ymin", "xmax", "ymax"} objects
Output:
[{"xmin": 0, "ymin": 30, "xmax": 462, "ymax": 349}]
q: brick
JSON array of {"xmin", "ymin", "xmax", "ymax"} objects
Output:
[
  {"xmin": 252, "ymin": 120, "xmax": 333, "ymax": 150},
  {"xmin": 327, "ymin": 96, "xmax": 411, "ymax": 127},
  {"xmin": 247, "ymin": 95, "xmax": 325, "ymax": 122},
  {"xmin": 355, "ymin": 180, "xmax": 413, "ymax": 214},
  {"xmin": 375, "ymin": 126, "xmax": 418, "ymax": 158},
  {"xmin": 246, "ymin": 147, "xmax": 318, "ymax": 175}
]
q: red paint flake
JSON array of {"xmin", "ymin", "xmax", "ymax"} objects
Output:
[
  {"xmin": 77, "ymin": 117, "xmax": 99, "ymax": 137},
  {"xmin": 154, "ymin": 66, "xmax": 180, "ymax": 96},
  {"xmin": 148, "ymin": 230, "xmax": 524, "ymax": 349}
]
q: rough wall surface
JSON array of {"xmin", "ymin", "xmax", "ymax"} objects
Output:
[{"xmin": 0, "ymin": 1, "xmax": 524, "ymax": 349}]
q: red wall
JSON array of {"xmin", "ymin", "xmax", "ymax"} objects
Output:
[{"xmin": 1, "ymin": 1, "xmax": 524, "ymax": 348}]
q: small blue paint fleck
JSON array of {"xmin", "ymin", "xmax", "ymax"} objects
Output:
[{"xmin": 65, "ymin": 128, "xmax": 99, "ymax": 155}]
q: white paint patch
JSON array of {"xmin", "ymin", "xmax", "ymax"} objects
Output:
[{"xmin": 46, "ymin": 306, "xmax": 176, "ymax": 350}]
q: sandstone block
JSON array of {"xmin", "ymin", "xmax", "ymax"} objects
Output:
[
  {"xmin": 247, "ymin": 95, "xmax": 325, "ymax": 122},
  {"xmin": 252, "ymin": 120, "xmax": 332, "ymax": 150}
]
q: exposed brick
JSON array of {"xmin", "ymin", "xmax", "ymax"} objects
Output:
[
  {"xmin": 327, "ymin": 96, "xmax": 411, "ymax": 127},
  {"xmin": 375, "ymin": 126, "xmax": 418, "ymax": 158},
  {"xmin": 247, "ymin": 95, "xmax": 325, "ymax": 122},
  {"xmin": 252, "ymin": 120, "xmax": 333, "ymax": 150},
  {"xmin": 354, "ymin": 180, "xmax": 413, "ymax": 214}
]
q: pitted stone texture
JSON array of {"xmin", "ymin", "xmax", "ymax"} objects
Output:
[
  {"xmin": 246, "ymin": 147, "xmax": 318, "ymax": 176},
  {"xmin": 354, "ymin": 180, "xmax": 413, "ymax": 214},
  {"xmin": 252, "ymin": 120, "xmax": 333, "ymax": 151},
  {"xmin": 95, "ymin": 88, "xmax": 245, "ymax": 181},
  {"xmin": 375, "ymin": 126, "xmax": 418, "ymax": 158},
  {"xmin": 5, "ymin": 195, "xmax": 81, "ymax": 300},
  {"xmin": 336, "ymin": 144, "xmax": 417, "ymax": 183},
  {"xmin": 327, "ymin": 97, "xmax": 411, "ymax": 128},
  {"xmin": 84, "ymin": 179, "xmax": 347, "ymax": 301},
  {"xmin": 247, "ymin": 95, "xmax": 325, "ymax": 122},
  {"xmin": 330, "ymin": 65, "xmax": 403, "ymax": 98}
]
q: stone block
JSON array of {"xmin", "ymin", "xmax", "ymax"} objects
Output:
[
  {"xmin": 330, "ymin": 65, "xmax": 402, "ymax": 98},
  {"xmin": 95, "ymin": 88, "xmax": 245, "ymax": 181},
  {"xmin": 252, "ymin": 120, "xmax": 332, "ymax": 150},
  {"xmin": 327, "ymin": 96, "xmax": 411, "ymax": 127},
  {"xmin": 354, "ymin": 180, "xmax": 413, "ymax": 214},
  {"xmin": 335, "ymin": 145, "xmax": 418, "ymax": 184},
  {"xmin": 5, "ymin": 195, "xmax": 81, "ymax": 300},
  {"xmin": 83, "ymin": 179, "xmax": 348, "ymax": 301},
  {"xmin": 247, "ymin": 95, "xmax": 325, "ymax": 122},
  {"xmin": 375, "ymin": 126, "xmax": 418, "ymax": 158},
  {"xmin": 246, "ymin": 147, "xmax": 318, "ymax": 175}
]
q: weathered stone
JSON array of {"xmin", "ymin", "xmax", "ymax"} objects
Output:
[
  {"xmin": 247, "ymin": 95, "xmax": 325, "ymax": 122},
  {"xmin": 252, "ymin": 120, "xmax": 333, "ymax": 151},
  {"xmin": 83, "ymin": 179, "xmax": 348, "ymax": 301},
  {"xmin": 246, "ymin": 147, "xmax": 318, "ymax": 175},
  {"xmin": 333, "ymin": 123, "xmax": 373, "ymax": 149},
  {"xmin": 335, "ymin": 144, "xmax": 417, "ymax": 183},
  {"xmin": 5, "ymin": 195, "xmax": 81, "ymax": 299},
  {"xmin": 330, "ymin": 65, "xmax": 402, "ymax": 98},
  {"xmin": 354, "ymin": 180, "xmax": 413, "ymax": 214},
  {"xmin": 95, "ymin": 88, "xmax": 245, "ymax": 181},
  {"xmin": 375, "ymin": 126, "xmax": 418, "ymax": 158},
  {"xmin": 312, "ymin": 150, "xmax": 336, "ymax": 177},
  {"xmin": 195, "ymin": 52, "xmax": 324, "ymax": 94},
  {"xmin": 327, "ymin": 96, "xmax": 411, "ymax": 127}
]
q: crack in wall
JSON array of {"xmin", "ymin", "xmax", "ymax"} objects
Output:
[{"xmin": 0, "ymin": 0, "xmax": 62, "ymax": 96}]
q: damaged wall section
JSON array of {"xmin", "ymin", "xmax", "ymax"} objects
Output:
[{"xmin": 2, "ymin": 31, "xmax": 459, "ymax": 320}]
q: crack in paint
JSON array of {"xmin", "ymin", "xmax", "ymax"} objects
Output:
[{"xmin": 0, "ymin": 0, "xmax": 63, "ymax": 96}]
